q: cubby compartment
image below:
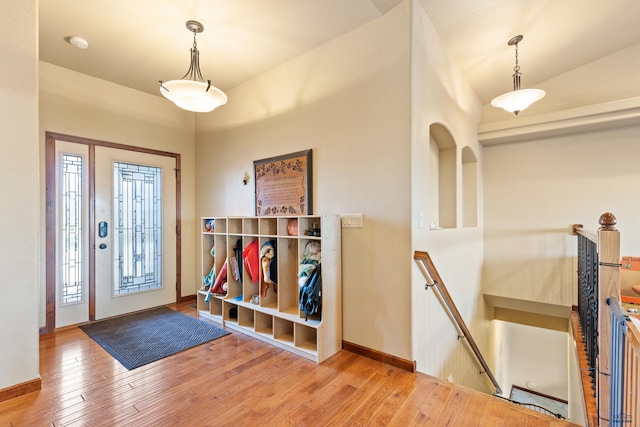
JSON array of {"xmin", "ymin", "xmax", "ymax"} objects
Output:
[
  {"xmin": 201, "ymin": 233, "xmax": 215, "ymax": 290},
  {"xmin": 295, "ymin": 323, "xmax": 318, "ymax": 353},
  {"xmin": 255, "ymin": 311, "xmax": 274, "ymax": 337},
  {"xmin": 228, "ymin": 217, "xmax": 243, "ymax": 234},
  {"xmin": 208, "ymin": 297, "xmax": 223, "ymax": 318},
  {"xmin": 213, "ymin": 235, "xmax": 227, "ymax": 269},
  {"xmin": 214, "ymin": 218, "xmax": 227, "ymax": 234},
  {"xmin": 258, "ymin": 237, "xmax": 278, "ymax": 309},
  {"xmin": 298, "ymin": 216, "xmax": 321, "ymax": 238},
  {"xmin": 297, "ymin": 236, "xmax": 323, "ymax": 323},
  {"xmin": 197, "ymin": 290, "xmax": 209, "ymax": 312},
  {"xmin": 226, "ymin": 236, "xmax": 244, "ymax": 299},
  {"xmin": 243, "ymin": 218, "xmax": 258, "ymax": 235},
  {"xmin": 274, "ymin": 317, "xmax": 294, "ymax": 344},
  {"xmin": 203, "ymin": 234, "xmax": 227, "ymax": 299},
  {"xmin": 238, "ymin": 306, "xmax": 255, "ymax": 329},
  {"xmin": 242, "ymin": 238, "xmax": 260, "ymax": 303},
  {"xmin": 278, "ymin": 217, "xmax": 300, "ymax": 237},
  {"xmin": 224, "ymin": 301, "xmax": 239, "ymax": 325},
  {"xmin": 259, "ymin": 217, "xmax": 278, "ymax": 236},
  {"xmin": 199, "ymin": 215, "xmax": 341, "ymax": 363},
  {"xmin": 277, "ymin": 238, "xmax": 299, "ymax": 315},
  {"xmin": 202, "ymin": 217, "xmax": 216, "ymax": 233}
]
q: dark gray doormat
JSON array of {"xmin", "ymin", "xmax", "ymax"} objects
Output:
[{"xmin": 79, "ymin": 306, "xmax": 229, "ymax": 370}]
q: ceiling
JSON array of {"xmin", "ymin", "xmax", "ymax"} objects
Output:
[{"xmin": 39, "ymin": 0, "xmax": 640, "ymax": 108}]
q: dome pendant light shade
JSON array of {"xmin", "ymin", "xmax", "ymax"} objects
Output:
[
  {"xmin": 490, "ymin": 88, "xmax": 545, "ymax": 115},
  {"xmin": 160, "ymin": 20, "xmax": 227, "ymax": 113},
  {"xmin": 161, "ymin": 80, "xmax": 227, "ymax": 113},
  {"xmin": 490, "ymin": 35, "xmax": 545, "ymax": 115}
]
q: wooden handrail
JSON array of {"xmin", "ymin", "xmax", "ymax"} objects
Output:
[
  {"xmin": 573, "ymin": 212, "xmax": 618, "ymax": 245},
  {"xmin": 414, "ymin": 250, "xmax": 502, "ymax": 395},
  {"xmin": 572, "ymin": 223, "xmax": 598, "ymax": 243}
]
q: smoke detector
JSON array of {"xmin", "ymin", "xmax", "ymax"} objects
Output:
[{"xmin": 68, "ymin": 36, "xmax": 89, "ymax": 49}]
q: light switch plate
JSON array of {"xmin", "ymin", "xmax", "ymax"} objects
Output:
[{"xmin": 341, "ymin": 213, "xmax": 364, "ymax": 228}]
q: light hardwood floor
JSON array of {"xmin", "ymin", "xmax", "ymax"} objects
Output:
[{"xmin": 0, "ymin": 302, "xmax": 578, "ymax": 426}]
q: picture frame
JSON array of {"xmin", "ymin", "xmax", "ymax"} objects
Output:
[{"xmin": 254, "ymin": 149, "xmax": 312, "ymax": 216}]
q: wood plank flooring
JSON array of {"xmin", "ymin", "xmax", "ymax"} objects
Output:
[{"xmin": 0, "ymin": 302, "xmax": 579, "ymax": 426}]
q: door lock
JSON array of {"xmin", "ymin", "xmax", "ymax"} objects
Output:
[{"xmin": 98, "ymin": 221, "xmax": 108, "ymax": 238}]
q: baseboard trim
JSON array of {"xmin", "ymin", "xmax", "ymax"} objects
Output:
[
  {"xmin": 178, "ymin": 294, "xmax": 197, "ymax": 304},
  {"xmin": 0, "ymin": 377, "xmax": 41, "ymax": 402},
  {"xmin": 342, "ymin": 341, "xmax": 415, "ymax": 373}
]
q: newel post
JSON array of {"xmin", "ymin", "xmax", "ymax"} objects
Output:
[{"xmin": 597, "ymin": 212, "xmax": 621, "ymax": 427}]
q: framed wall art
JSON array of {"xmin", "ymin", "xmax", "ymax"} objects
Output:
[{"xmin": 254, "ymin": 149, "xmax": 312, "ymax": 216}]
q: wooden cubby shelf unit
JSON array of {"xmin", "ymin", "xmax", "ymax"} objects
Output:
[{"xmin": 198, "ymin": 215, "xmax": 342, "ymax": 363}]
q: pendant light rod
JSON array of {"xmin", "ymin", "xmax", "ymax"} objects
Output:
[
  {"xmin": 181, "ymin": 21, "xmax": 206, "ymax": 83},
  {"xmin": 509, "ymin": 35, "xmax": 523, "ymax": 92}
]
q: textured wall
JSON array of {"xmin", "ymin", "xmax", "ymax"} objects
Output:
[
  {"xmin": 195, "ymin": 3, "xmax": 413, "ymax": 360},
  {"xmin": 410, "ymin": 0, "xmax": 488, "ymax": 392},
  {"xmin": 0, "ymin": 0, "xmax": 40, "ymax": 390}
]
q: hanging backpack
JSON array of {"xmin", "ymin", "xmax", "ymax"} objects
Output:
[
  {"xmin": 299, "ymin": 264, "xmax": 322, "ymax": 321},
  {"xmin": 243, "ymin": 239, "xmax": 260, "ymax": 283}
]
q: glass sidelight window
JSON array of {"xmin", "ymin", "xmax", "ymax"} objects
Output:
[{"xmin": 61, "ymin": 154, "xmax": 84, "ymax": 305}]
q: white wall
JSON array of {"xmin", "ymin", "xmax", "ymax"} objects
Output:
[
  {"xmin": 38, "ymin": 62, "xmax": 199, "ymax": 325},
  {"xmin": 483, "ymin": 124, "xmax": 640, "ymax": 307},
  {"xmin": 497, "ymin": 321, "xmax": 568, "ymax": 401},
  {"xmin": 0, "ymin": 0, "xmax": 40, "ymax": 390},
  {"xmin": 410, "ymin": 1, "xmax": 489, "ymax": 391},
  {"xmin": 195, "ymin": 2, "xmax": 413, "ymax": 359},
  {"xmin": 492, "ymin": 319, "xmax": 510, "ymax": 394}
]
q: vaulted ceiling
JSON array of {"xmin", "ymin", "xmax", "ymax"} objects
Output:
[{"xmin": 39, "ymin": 0, "xmax": 640, "ymax": 116}]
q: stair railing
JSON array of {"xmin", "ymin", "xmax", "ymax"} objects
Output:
[
  {"xmin": 414, "ymin": 250, "xmax": 502, "ymax": 395},
  {"xmin": 573, "ymin": 212, "xmax": 623, "ymax": 427}
]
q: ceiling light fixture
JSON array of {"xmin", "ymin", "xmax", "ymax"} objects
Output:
[
  {"xmin": 490, "ymin": 35, "xmax": 545, "ymax": 115},
  {"xmin": 159, "ymin": 20, "xmax": 227, "ymax": 113}
]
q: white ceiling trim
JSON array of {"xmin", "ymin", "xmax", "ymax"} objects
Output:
[{"xmin": 478, "ymin": 96, "xmax": 640, "ymax": 145}]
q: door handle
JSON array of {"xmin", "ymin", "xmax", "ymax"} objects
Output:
[{"xmin": 98, "ymin": 221, "xmax": 108, "ymax": 238}]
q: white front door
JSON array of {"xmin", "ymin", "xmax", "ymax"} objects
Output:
[
  {"xmin": 94, "ymin": 146, "xmax": 176, "ymax": 320},
  {"xmin": 55, "ymin": 143, "xmax": 177, "ymax": 327}
]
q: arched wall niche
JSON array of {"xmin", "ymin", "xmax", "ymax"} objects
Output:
[{"xmin": 429, "ymin": 123, "xmax": 457, "ymax": 229}]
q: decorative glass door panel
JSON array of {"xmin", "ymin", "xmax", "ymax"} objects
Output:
[{"xmin": 113, "ymin": 162, "xmax": 163, "ymax": 296}]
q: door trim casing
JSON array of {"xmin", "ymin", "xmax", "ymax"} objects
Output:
[{"xmin": 43, "ymin": 132, "xmax": 182, "ymax": 334}]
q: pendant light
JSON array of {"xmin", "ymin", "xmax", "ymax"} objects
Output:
[
  {"xmin": 159, "ymin": 20, "xmax": 227, "ymax": 113},
  {"xmin": 490, "ymin": 35, "xmax": 545, "ymax": 115}
]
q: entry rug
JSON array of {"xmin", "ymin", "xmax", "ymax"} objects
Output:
[{"xmin": 79, "ymin": 306, "xmax": 229, "ymax": 370}]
